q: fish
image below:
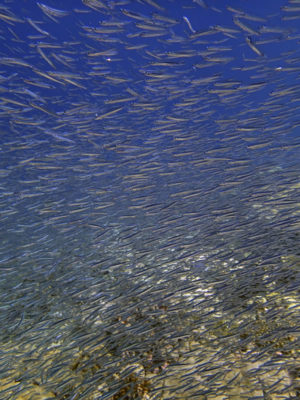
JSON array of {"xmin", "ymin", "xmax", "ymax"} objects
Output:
[
  {"xmin": 245, "ymin": 36, "xmax": 264, "ymax": 56},
  {"xmin": 37, "ymin": 2, "xmax": 69, "ymax": 21},
  {"xmin": 183, "ymin": 16, "xmax": 196, "ymax": 34},
  {"xmin": 0, "ymin": 1, "xmax": 299, "ymax": 399}
]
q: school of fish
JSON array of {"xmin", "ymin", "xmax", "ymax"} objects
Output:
[{"xmin": 0, "ymin": 0, "xmax": 299, "ymax": 399}]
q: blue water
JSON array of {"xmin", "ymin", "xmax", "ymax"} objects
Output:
[{"xmin": 0, "ymin": 1, "xmax": 299, "ymax": 399}]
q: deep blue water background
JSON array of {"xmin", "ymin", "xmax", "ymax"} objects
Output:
[{"xmin": 0, "ymin": 2, "xmax": 299, "ymax": 399}]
